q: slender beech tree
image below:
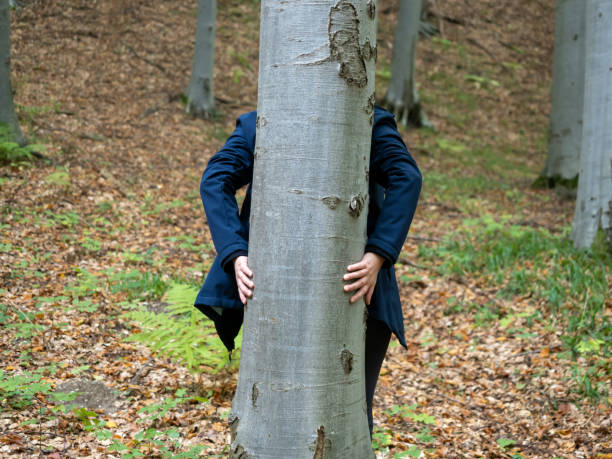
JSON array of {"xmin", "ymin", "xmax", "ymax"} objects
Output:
[
  {"xmin": 0, "ymin": 0, "xmax": 24, "ymax": 145},
  {"xmin": 185, "ymin": 0, "xmax": 216, "ymax": 118},
  {"xmin": 229, "ymin": 0, "xmax": 377, "ymax": 456},
  {"xmin": 382, "ymin": 0, "xmax": 430, "ymax": 128},
  {"xmin": 571, "ymin": 0, "xmax": 612, "ymax": 250},
  {"xmin": 540, "ymin": 0, "xmax": 585, "ymax": 187}
]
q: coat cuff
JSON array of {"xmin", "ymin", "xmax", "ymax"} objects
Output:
[
  {"xmin": 220, "ymin": 247, "xmax": 249, "ymax": 273},
  {"xmin": 364, "ymin": 241, "xmax": 396, "ymax": 269}
]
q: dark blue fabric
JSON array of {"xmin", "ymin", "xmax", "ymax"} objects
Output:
[
  {"xmin": 195, "ymin": 107, "xmax": 422, "ymax": 351},
  {"xmin": 365, "ymin": 316, "xmax": 392, "ymax": 435}
]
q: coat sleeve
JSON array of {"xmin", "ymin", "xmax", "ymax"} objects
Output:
[
  {"xmin": 366, "ymin": 112, "xmax": 422, "ymax": 267},
  {"xmin": 200, "ymin": 112, "xmax": 256, "ymax": 272}
]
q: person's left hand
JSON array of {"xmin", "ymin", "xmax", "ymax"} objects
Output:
[{"xmin": 343, "ymin": 252, "xmax": 385, "ymax": 305}]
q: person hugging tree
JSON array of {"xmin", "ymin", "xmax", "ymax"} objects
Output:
[{"xmin": 194, "ymin": 106, "xmax": 422, "ymax": 435}]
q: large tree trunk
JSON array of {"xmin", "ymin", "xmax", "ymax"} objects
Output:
[
  {"xmin": 0, "ymin": 0, "xmax": 24, "ymax": 145},
  {"xmin": 382, "ymin": 0, "xmax": 430, "ymax": 128},
  {"xmin": 185, "ymin": 0, "xmax": 216, "ymax": 118},
  {"xmin": 229, "ymin": 0, "xmax": 377, "ymax": 457},
  {"xmin": 540, "ymin": 0, "xmax": 585, "ymax": 188},
  {"xmin": 571, "ymin": 0, "xmax": 612, "ymax": 250}
]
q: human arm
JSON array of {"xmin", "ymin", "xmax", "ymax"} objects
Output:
[
  {"xmin": 343, "ymin": 111, "xmax": 421, "ymax": 304},
  {"xmin": 200, "ymin": 112, "xmax": 256, "ymax": 272},
  {"xmin": 365, "ymin": 110, "xmax": 422, "ymax": 267}
]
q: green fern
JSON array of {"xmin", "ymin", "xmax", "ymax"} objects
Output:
[
  {"xmin": 165, "ymin": 283, "xmax": 200, "ymax": 318},
  {"xmin": 0, "ymin": 123, "xmax": 44, "ymax": 163},
  {"xmin": 123, "ymin": 283, "xmax": 241, "ymax": 374}
]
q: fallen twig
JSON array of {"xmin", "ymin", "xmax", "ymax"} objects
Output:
[
  {"xmin": 122, "ymin": 42, "xmax": 168, "ymax": 76},
  {"xmin": 139, "ymin": 92, "xmax": 183, "ymax": 119},
  {"xmin": 396, "ymin": 257, "xmax": 510, "ymax": 312},
  {"xmin": 441, "ymin": 14, "xmax": 465, "ymax": 25},
  {"xmin": 429, "ymin": 0, "xmax": 444, "ymax": 37},
  {"xmin": 406, "ymin": 235, "xmax": 442, "ymax": 243},
  {"xmin": 452, "ymin": 276, "xmax": 508, "ymax": 311},
  {"xmin": 420, "ymin": 200, "xmax": 463, "ymax": 213},
  {"xmin": 397, "ymin": 257, "xmax": 438, "ymax": 272},
  {"xmin": 130, "ymin": 358, "xmax": 155, "ymax": 385},
  {"xmin": 466, "ymin": 37, "xmax": 509, "ymax": 73},
  {"xmin": 511, "ymin": 219, "xmax": 556, "ymax": 231}
]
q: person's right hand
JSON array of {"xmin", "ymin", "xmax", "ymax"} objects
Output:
[{"xmin": 233, "ymin": 256, "xmax": 254, "ymax": 304}]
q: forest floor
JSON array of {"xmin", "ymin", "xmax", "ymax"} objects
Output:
[{"xmin": 1, "ymin": 0, "xmax": 611, "ymax": 458}]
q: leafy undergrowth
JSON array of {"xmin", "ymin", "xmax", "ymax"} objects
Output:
[
  {"xmin": 0, "ymin": 123, "xmax": 44, "ymax": 164},
  {"xmin": 419, "ymin": 216, "xmax": 611, "ymax": 400},
  {"xmin": 124, "ymin": 283, "xmax": 241, "ymax": 375},
  {"xmin": 1, "ymin": 0, "xmax": 611, "ymax": 458}
]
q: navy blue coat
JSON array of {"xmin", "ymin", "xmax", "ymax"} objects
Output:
[{"xmin": 195, "ymin": 107, "xmax": 422, "ymax": 352}]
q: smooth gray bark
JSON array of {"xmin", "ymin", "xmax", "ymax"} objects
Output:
[
  {"xmin": 541, "ymin": 0, "xmax": 585, "ymax": 185},
  {"xmin": 0, "ymin": 0, "xmax": 24, "ymax": 145},
  {"xmin": 185, "ymin": 0, "xmax": 216, "ymax": 118},
  {"xmin": 571, "ymin": 0, "xmax": 612, "ymax": 250},
  {"xmin": 382, "ymin": 0, "xmax": 430, "ymax": 128},
  {"xmin": 230, "ymin": 0, "xmax": 377, "ymax": 457}
]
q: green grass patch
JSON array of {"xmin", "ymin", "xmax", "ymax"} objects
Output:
[
  {"xmin": 63, "ymin": 268, "xmax": 168, "ymax": 305},
  {"xmin": 141, "ymin": 198, "xmax": 186, "ymax": 216},
  {"xmin": 104, "ymin": 389, "xmax": 208, "ymax": 458},
  {"xmin": 43, "ymin": 209, "xmax": 80, "ymax": 229},
  {"xmin": 44, "ymin": 168, "xmax": 71, "ymax": 187},
  {"xmin": 419, "ymin": 215, "xmax": 612, "ymax": 400},
  {"xmin": 106, "ymin": 269, "xmax": 168, "ymax": 301},
  {"xmin": 424, "ymin": 170, "xmax": 499, "ymax": 200}
]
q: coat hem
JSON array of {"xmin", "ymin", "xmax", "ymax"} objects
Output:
[{"xmin": 194, "ymin": 296, "xmax": 244, "ymax": 310}]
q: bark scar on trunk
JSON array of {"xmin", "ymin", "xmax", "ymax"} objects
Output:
[
  {"xmin": 311, "ymin": 425, "xmax": 331, "ymax": 458},
  {"xmin": 366, "ymin": 0, "xmax": 376, "ymax": 19},
  {"xmin": 348, "ymin": 193, "xmax": 364, "ymax": 218},
  {"xmin": 251, "ymin": 383, "xmax": 259, "ymax": 407},
  {"xmin": 254, "ymin": 146, "xmax": 266, "ymax": 159},
  {"xmin": 365, "ymin": 93, "xmax": 376, "ymax": 115},
  {"xmin": 230, "ymin": 444, "xmax": 253, "ymax": 459},
  {"xmin": 361, "ymin": 40, "xmax": 377, "ymax": 62},
  {"xmin": 329, "ymin": 0, "xmax": 368, "ymax": 88},
  {"xmin": 340, "ymin": 348, "xmax": 354, "ymax": 374},
  {"xmin": 229, "ymin": 413, "xmax": 239, "ymax": 443},
  {"xmin": 201, "ymin": 77, "xmax": 211, "ymax": 92},
  {"xmin": 365, "ymin": 93, "xmax": 376, "ymax": 125},
  {"xmin": 322, "ymin": 196, "xmax": 341, "ymax": 209}
]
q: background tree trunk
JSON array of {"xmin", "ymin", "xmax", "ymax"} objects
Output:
[
  {"xmin": 229, "ymin": 0, "xmax": 377, "ymax": 457},
  {"xmin": 0, "ymin": 0, "xmax": 24, "ymax": 145},
  {"xmin": 382, "ymin": 0, "xmax": 431, "ymax": 128},
  {"xmin": 185, "ymin": 0, "xmax": 216, "ymax": 118},
  {"xmin": 540, "ymin": 0, "xmax": 585, "ymax": 188},
  {"xmin": 571, "ymin": 0, "xmax": 612, "ymax": 250}
]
